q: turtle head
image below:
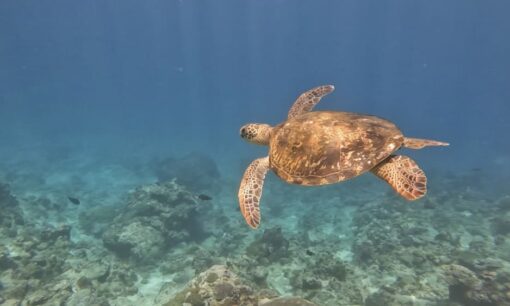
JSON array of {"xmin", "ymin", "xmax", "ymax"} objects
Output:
[{"xmin": 240, "ymin": 123, "xmax": 272, "ymax": 145}]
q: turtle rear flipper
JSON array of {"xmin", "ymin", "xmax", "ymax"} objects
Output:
[
  {"xmin": 403, "ymin": 137, "xmax": 449, "ymax": 149},
  {"xmin": 238, "ymin": 157, "xmax": 270, "ymax": 229},
  {"xmin": 371, "ymin": 155, "xmax": 427, "ymax": 200}
]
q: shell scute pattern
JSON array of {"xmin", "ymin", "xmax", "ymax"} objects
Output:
[{"xmin": 269, "ymin": 111, "xmax": 404, "ymax": 185}]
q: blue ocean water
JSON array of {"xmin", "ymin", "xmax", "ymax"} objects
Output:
[{"xmin": 1, "ymin": 1, "xmax": 510, "ymax": 305}]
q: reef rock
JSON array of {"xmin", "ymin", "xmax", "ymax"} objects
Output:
[
  {"xmin": 154, "ymin": 152, "xmax": 221, "ymax": 192},
  {"xmin": 492, "ymin": 212, "xmax": 510, "ymax": 236},
  {"xmin": 246, "ymin": 227, "xmax": 290, "ymax": 264},
  {"xmin": 156, "ymin": 265, "xmax": 316, "ymax": 306},
  {"xmin": 260, "ymin": 297, "xmax": 317, "ymax": 306},
  {"xmin": 22, "ymin": 280, "xmax": 73, "ymax": 306},
  {"xmin": 364, "ymin": 287, "xmax": 436, "ymax": 306},
  {"xmin": 104, "ymin": 221, "xmax": 165, "ymax": 261},
  {"xmin": 497, "ymin": 195, "xmax": 510, "ymax": 212},
  {"xmin": 155, "ymin": 265, "xmax": 257, "ymax": 306},
  {"xmin": 442, "ymin": 264, "xmax": 482, "ymax": 289},
  {"xmin": 78, "ymin": 205, "xmax": 119, "ymax": 237},
  {"xmin": 103, "ymin": 181, "xmax": 204, "ymax": 263},
  {"xmin": 442, "ymin": 264, "xmax": 510, "ymax": 306},
  {"xmin": 66, "ymin": 288, "xmax": 110, "ymax": 306},
  {"xmin": 0, "ymin": 183, "xmax": 24, "ymax": 229}
]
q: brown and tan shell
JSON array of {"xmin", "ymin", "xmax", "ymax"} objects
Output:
[{"xmin": 269, "ymin": 111, "xmax": 404, "ymax": 185}]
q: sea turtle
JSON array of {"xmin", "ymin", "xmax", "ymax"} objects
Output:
[{"xmin": 238, "ymin": 85, "xmax": 449, "ymax": 229}]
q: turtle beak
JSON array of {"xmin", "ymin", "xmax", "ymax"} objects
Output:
[
  {"xmin": 240, "ymin": 125, "xmax": 249, "ymax": 139},
  {"xmin": 240, "ymin": 128, "xmax": 246, "ymax": 138}
]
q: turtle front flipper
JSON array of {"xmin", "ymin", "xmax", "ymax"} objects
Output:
[
  {"xmin": 371, "ymin": 155, "xmax": 427, "ymax": 200},
  {"xmin": 288, "ymin": 85, "xmax": 335, "ymax": 119},
  {"xmin": 238, "ymin": 157, "xmax": 270, "ymax": 229}
]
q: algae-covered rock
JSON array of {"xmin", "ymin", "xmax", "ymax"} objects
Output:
[
  {"xmin": 365, "ymin": 288, "xmax": 431, "ymax": 306},
  {"xmin": 497, "ymin": 196, "xmax": 510, "ymax": 212},
  {"xmin": 103, "ymin": 221, "xmax": 165, "ymax": 261},
  {"xmin": 23, "ymin": 279, "xmax": 73, "ymax": 306},
  {"xmin": 102, "ymin": 181, "xmax": 205, "ymax": 263},
  {"xmin": 314, "ymin": 252, "xmax": 348, "ymax": 282},
  {"xmin": 288, "ymin": 250, "xmax": 349, "ymax": 298},
  {"xmin": 364, "ymin": 289, "xmax": 396, "ymax": 306},
  {"xmin": 78, "ymin": 205, "xmax": 119, "ymax": 236},
  {"xmin": 0, "ymin": 183, "xmax": 24, "ymax": 228},
  {"xmin": 80, "ymin": 260, "xmax": 110, "ymax": 282},
  {"xmin": 442, "ymin": 264, "xmax": 483, "ymax": 304},
  {"xmin": 246, "ymin": 227, "xmax": 290, "ymax": 263},
  {"xmin": 66, "ymin": 288, "xmax": 110, "ymax": 306},
  {"xmin": 492, "ymin": 212, "xmax": 510, "ymax": 236},
  {"xmin": 191, "ymin": 248, "xmax": 218, "ymax": 273},
  {"xmin": 155, "ymin": 265, "xmax": 257, "ymax": 306},
  {"xmin": 40, "ymin": 224, "xmax": 71, "ymax": 242},
  {"xmin": 260, "ymin": 297, "xmax": 317, "ymax": 306},
  {"xmin": 154, "ymin": 152, "xmax": 221, "ymax": 192},
  {"xmin": 94, "ymin": 263, "xmax": 139, "ymax": 298},
  {"xmin": 442, "ymin": 264, "xmax": 482, "ymax": 288},
  {"xmin": 290, "ymin": 271, "xmax": 322, "ymax": 291},
  {"xmin": 441, "ymin": 263, "xmax": 510, "ymax": 305},
  {"xmin": 1, "ymin": 299, "xmax": 21, "ymax": 306},
  {"xmin": 213, "ymin": 282, "xmax": 234, "ymax": 300},
  {"xmin": 302, "ymin": 275, "xmax": 322, "ymax": 290}
]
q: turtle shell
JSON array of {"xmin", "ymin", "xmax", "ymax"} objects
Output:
[{"xmin": 269, "ymin": 111, "xmax": 404, "ymax": 185}]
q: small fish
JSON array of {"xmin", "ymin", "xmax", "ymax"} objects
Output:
[
  {"xmin": 68, "ymin": 196, "xmax": 80, "ymax": 205},
  {"xmin": 305, "ymin": 249, "xmax": 315, "ymax": 256},
  {"xmin": 198, "ymin": 194, "xmax": 212, "ymax": 201}
]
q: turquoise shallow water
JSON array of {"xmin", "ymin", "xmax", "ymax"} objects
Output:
[{"xmin": 1, "ymin": 1, "xmax": 510, "ymax": 305}]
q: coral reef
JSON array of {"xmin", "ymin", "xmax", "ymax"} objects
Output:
[
  {"xmin": 156, "ymin": 265, "xmax": 258, "ymax": 306},
  {"xmin": 0, "ymin": 183, "xmax": 24, "ymax": 229},
  {"xmin": 289, "ymin": 251, "xmax": 349, "ymax": 293},
  {"xmin": 442, "ymin": 263, "xmax": 510, "ymax": 306},
  {"xmin": 102, "ymin": 180, "xmax": 206, "ymax": 263},
  {"xmin": 259, "ymin": 297, "xmax": 317, "ymax": 306},
  {"xmin": 156, "ymin": 265, "xmax": 317, "ymax": 306},
  {"xmin": 0, "ymin": 225, "xmax": 141, "ymax": 305},
  {"xmin": 2, "ymin": 163, "xmax": 510, "ymax": 306},
  {"xmin": 0, "ymin": 219, "xmax": 117, "ymax": 305},
  {"xmin": 492, "ymin": 212, "xmax": 510, "ymax": 236},
  {"xmin": 246, "ymin": 227, "xmax": 291, "ymax": 263},
  {"xmin": 78, "ymin": 204, "xmax": 120, "ymax": 237}
]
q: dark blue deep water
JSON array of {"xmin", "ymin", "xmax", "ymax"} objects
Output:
[{"xmin": 1, "ymin": 1, "xmax": 510, "ymax": 305}]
